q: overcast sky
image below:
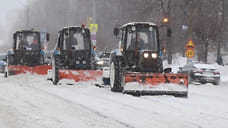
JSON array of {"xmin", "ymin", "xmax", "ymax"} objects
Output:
[{"xmin": 0, "ymin": 0, "xmax": 27, "ymax": 27}]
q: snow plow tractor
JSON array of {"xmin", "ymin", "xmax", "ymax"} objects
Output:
[
  {"xmin": 50, "ymin": 25, "xmax": 102, "ymax": 85},
  {"xmin": 108, "ymin": 22, "xmax": 188, "ymax": 97},
  {"xmin": 5, "ymin": 29, "xmax": 51, "ymax": 77}
]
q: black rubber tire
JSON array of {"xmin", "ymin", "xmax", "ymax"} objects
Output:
[
  {"xmin": 8, "ymin": 55, "xmax": 15, "ymax": 65},
  {"xmin": 110, "ymin": 57, "xmax": 123, "ymax": 92},
  {"xmin": 53, "ymin": 56, "xmax": 60, "ymax": 85},
  {"xmin": 201, "ymin": 81, "xmax": 206, "ymax": 84},
  {"xmin": 213, "ymin": 80, "xmax": 219, "ymax": 85}
]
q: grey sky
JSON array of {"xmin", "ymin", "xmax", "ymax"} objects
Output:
[{"xmin": 0, "ymin": 0, "xmax": 27, "ymax": 26}]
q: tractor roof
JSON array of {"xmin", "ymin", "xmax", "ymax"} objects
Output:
[
  {"xmin": 61, "ymin": 26, "xmax": 89, "ymax": 31},
  {"xmin": 15, "ymin": 29, "xmax": 39, "ymax": 33},
  {"xmin": 121, "ymin": 22, "xmax": 157, "ymax": 28}
]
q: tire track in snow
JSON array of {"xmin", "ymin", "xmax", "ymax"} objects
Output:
[{"xmin": 27, "ymin": 85, "xmax": 135, "ymax": 128}]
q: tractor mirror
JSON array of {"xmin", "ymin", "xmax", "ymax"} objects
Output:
[
  {"xmin": 114, "ymin": 27, "xmax": 119, "ymax": 36},
  {"xmin": 13, "ymin": 34, "xmax": 17, "ymax": 40},
  {"xmin": 179, "ymin": 67, "xmax": 183, "ymax": 70},
  {"xmin": 46, "ymin": 33, "xmax": 50, "ymax": 41}
]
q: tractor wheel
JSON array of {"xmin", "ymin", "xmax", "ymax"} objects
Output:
[
  {"xmin": 110, "ymin": 57, "xmax": 123, "ymax": 92},
  {"xmin": 52, "ymin": 56, "xmax": 60, "ymax": 85},
  {"xmin": 8, "ymin": 55, "xmax": 14, "ymax": 65}
]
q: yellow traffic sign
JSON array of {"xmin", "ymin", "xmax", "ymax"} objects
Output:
[
  {"xmin": 185, "ymin": 40, "xmax": 195, "ymax": 49},
  {"xmin": 90, "ymin": 24, "xmax": 98, "ymax": 32},
  {"xmin": 185, "ymin": 49, "xmax": 195, "ymax": 58}
]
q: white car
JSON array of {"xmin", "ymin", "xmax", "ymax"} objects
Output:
[{"xmin": 178, "ymin": 62, "xmax": 220, "ymax": 85}]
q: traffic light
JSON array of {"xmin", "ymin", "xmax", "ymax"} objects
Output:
[{"xmin": 163, "ymin": 17, "xmax": 168, "ymax": 23}]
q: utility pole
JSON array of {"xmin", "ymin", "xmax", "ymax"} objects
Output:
[
  {"xmin": 92, "ymin": 0, "xmax": 96, "ymax": 23},
  {"xmin": 160, "ymin": 0, "xmax": 172, "ymax": 64},
  {"xmin": 26, "ymin": 6, "xmax": 29, "ymax": 28},
  {"xmin": 216, "ymin": 0, "xmax": 224, "ymax": 65},
  {"xmin": 91, "ymin": 0, "xmax": 97, "ymax": 47}
]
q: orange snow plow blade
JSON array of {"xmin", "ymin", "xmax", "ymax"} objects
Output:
[
  {"xmin": 8, "ymin": 65, "xmax": 52, "ymax": 75},
  {"xmin": 124, "ymin": 73, "xmax": 188, "ymax": 97},
  {"xmin": 59, "ymin": 69, "xmax": 103, "ymax": 82}
]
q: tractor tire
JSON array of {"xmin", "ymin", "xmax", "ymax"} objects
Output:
[
  {"xmin": 52, "ymin": 56, "xmax": 60, "ymax": 85},
  {"xmin": 110, "ymin": 57, "xmax": 123, "ymax": 92},
  {"xmin": 8, "ymin": 55, "xmax": 14, "ymax": 65}
]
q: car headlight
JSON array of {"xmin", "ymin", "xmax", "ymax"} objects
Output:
[
  {"xmin": 151, "ymin": 53, "xmax": 157, "ymax": 59},
  {"xmin": 144, "ymin": 53, "xmax": 149, "ymax": 58},
  {"xmin": 97, "ymin": 60, "xmax": 104, "ymax": 65}
]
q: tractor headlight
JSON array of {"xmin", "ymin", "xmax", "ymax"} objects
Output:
[
  {"xmin": 76, "ymin": 60, "xmax": 80, "ymax": 64},
  {"xmin": 144, "ymin": 53, "xmax": 149, "ymax": 58},
  {"xmin": 151, "ymin": 53, "xmax": 157, "ymax": 59},
  {"xmin": 97, "ymin": 60, "xmax": 104, "ymax": 65},
  {"xmin": 82, "ymin": 60, "xmax": 86, "ymax": 64}
]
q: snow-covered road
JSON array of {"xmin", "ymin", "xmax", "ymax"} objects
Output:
[{"xmin": 0, "ymin": 72, "xmax": 228, "ymax": 128}]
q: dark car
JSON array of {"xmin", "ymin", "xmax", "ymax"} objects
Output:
[
  {"xmin": 0, "ymin": 54, "xmax": 6, "ymax": 73},
  {"xmin": 178, "ymin": 62, "xmax": 220, "ymax": 85}
]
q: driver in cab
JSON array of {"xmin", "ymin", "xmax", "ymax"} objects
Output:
[{"xmin": 128, "ymin": 33, "xmax": 146, "ymax": 50}]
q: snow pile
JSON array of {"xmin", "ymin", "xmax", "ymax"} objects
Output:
[
  {"xmin": 163, "ymin": 54, "xmax": 187, "ymax": 73},
  {"xmin": 0, "ymin": 54, "xmax": 228, "ymax": 128}
]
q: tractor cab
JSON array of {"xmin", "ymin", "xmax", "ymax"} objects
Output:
[
  {"xmin": 54, "ymin": 26, "xmax": 94, "ymax": 70},
  {"xmin": 108, "ymin": 22, "xmax": 188, "ymax": 97},
  {"xmin": 51, "ymin": 26, "xmax": 102, "ymax": 85},
  {"xmin": 114, "ymin": 22, "xmax": 163, "ymax": 72},
  {"xmin": 5, "ymin": 30, "xmax": 51, "ymax": 77},
  {"xmin": 12, "ymin": 30, "xmax": 43, "ymax": 66}
]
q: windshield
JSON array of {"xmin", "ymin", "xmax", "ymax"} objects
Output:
[
  {"xmin": 126, "ymin": 26, "xmax": 158, "ymax": 51},
  {"xmin": 16, "ymin": 32, "xmax": 40, "ymax": 51},
  {"xmin": 63, "ymin": 29, "xmax": 90, "ymax": 51}
]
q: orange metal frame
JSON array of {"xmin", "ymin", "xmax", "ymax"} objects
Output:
[
  {"xmin": 59, "ymin": 69, "xmax": 103, "ymax": 82},
  {"xmin": 125, "ymin": 73, "xmax": 188, "ymax": 87},
  {"xmin": 8, "ymin": 65, "xmax": 52, "ymax": 75}
]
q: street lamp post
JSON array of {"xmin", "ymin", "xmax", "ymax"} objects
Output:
[{"xmin": 92, "ymin": 0, "xmax": 96, "ymax": 23}]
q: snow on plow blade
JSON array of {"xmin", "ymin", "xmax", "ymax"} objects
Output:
[
  {"xmin": 124, "ymin": 73, "xmax": 188, "ymax": 97},
  {"xmin": 8, "ymin": 65, "xmax": 51, "ymax": 75},
  {"xmin": 59, "ymin": 70, "xmax": 103, "ymax": 82}
]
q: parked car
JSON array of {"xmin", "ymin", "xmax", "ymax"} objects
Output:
[
  {"xmin": 178, "ymin": 62, "xmax": 220, "ymax": 85},
  {"xmin": 44, "ymin": 51, "xmax": 52, "ymax": 65},
  {"xmin": 97, "ymin": 52, "xmax": 111, "ymax": 69},
  {"xmin": 98, "ymin": 52, "xmax": 111, "ymax": 85},
  {"xmin": 0, "ymin": 54, "xmax": 6, "ymax": 73}
]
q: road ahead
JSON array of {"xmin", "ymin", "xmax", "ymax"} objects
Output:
[{"xmin": 0, "ymin": 74, "xmax": 228, "ymax": 128}]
